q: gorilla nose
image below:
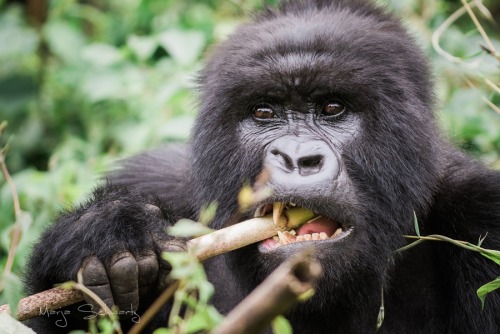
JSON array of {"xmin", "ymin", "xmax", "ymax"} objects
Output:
[
  {"xmin": 265, "ymin": 136, "xmax": 339, "ymax": 185},
  {"xmin": 269, "ymin": 149, "xmax": 324, "ymax": 176}
]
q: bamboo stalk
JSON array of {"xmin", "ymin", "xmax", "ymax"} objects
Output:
[
  {"xmin": 187, "ymin": 216, "xmax": 278, "ymax": 261},
  {"xmin": 212, "ymin": 250, "xmax": 322, "ymax": 334},
  {"xmin": 0, "ymin": 216, "xmax": 280, "ymax": 321}
]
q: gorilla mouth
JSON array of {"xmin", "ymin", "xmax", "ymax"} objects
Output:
[{"xmin": 255, "ymin": 203, "xmax": 353, "ymax": 252}]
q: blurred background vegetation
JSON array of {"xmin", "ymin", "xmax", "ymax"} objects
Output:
[{"xmin": 0, "ymin": 0, "xmax": 498, "ymax": 306}]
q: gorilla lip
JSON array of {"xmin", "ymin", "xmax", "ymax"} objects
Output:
[{"xmin": 255, "ymin": 203, "xmax": 353, "ymax": 252}]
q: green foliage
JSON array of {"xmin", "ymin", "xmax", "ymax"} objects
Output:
[
  {"xmin": 0, "ymin": 0, "xmax": 264, "ymax": 303},
  {"xmin": 477, "ymin": 277, "xmax": 500, "ymax": 309},
  {"xmin": 162, "ymin": 251, "xmax": 223, "ymax": 333},
  {"xmin": 477, "ymin": 247, "xmax": 500, "ymax": 266},
  {"xmin": 413, "ymin": 211, "xmax": 420, "ymax": 237},
  {"xmin": 475, "ymin": 246, "xmax": 500, "ymax": 308},
  {"xmin": 167, "ymin": 219, "xmax": 214, "ymax": 238},
  {"xmin": 272, "ymin": 315, "xmax": 293, "ymax": 334},
  {"xmin": 398, "ymin": 230, "xmax": 500, "ymax": 311},
  {"xmin": 167, "ymin": 202, "xmax": 217, "ymax": 237},
  {"xmin": 2, "ymin": 272, "xmax": 23, "ymax": 317},
  {"xmin": 0, "ymin": 0, "xmax": 498, "ymax": 331}
]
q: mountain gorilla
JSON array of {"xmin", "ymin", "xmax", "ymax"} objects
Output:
[{"xmin": 25, "ymin": 0, "xmax": 500, "ymax": 333}]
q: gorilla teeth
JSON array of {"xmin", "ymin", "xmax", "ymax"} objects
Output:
[
  {"xmin": 332, "ymin": 228, "xmax": 342, "ymax": 238},
  {"xmin": 264, "ymin": 228, "xmax": 350, "ymax": 251},
  {"xmin": 295, "ymin": 232, "xmax": 330, "ymax": 243},
  {"xmin": 280, "ymin": 228, "xmax": 347, "ymax": 245},
  {"xmin": 277, "ymin": 231, "xmax": 296, "ymax": 245},
  {"xmin": 255, "ymin": 202, "xmax": 351, "ymax": 248},
  {"xmin": 273, "ymin": 202, "xmax": 287, "ymax": 230},
  {"xmin": 254, "ymin": 204, "xmax": 273, "ymax": 218}
]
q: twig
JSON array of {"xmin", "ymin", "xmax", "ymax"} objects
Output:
[
  {"xmin": 460, "ymin": 0, "xmax": 497, "ymax": 56},
  {"xmin": 0, "ymin": 127, "xmax": 23, "ymax": 290},
  {"xmin": 481, "ymin": 96, "xmax": 500, "ymax": 114},
  {"xmin": 401, "ymin": 234, "xmax": 480, "ymax": 252},
  {"xmin": 212, "ymin": 249, "xmax": 322, "ymax": 334},
  {"xmin": 0, "ymin": 216, "xmax": 282, "ymax": 320},
  {"xmin": 0, "ymin": 288, "xmax": 83, "ymax": 320},
  {"xmin": 128, "ymin": 280, "xmax": 180, "ymax": 334},
  {"xmin": 398, "ymin": 234, "xmax": 500, "ymax": 259},
  {"xmin": 431, "ymin": 2, "xmax": 481, "ymax": 67},
  {"xmin": 132, "ymin": 215, "xmax": 288, "ymax": 334},
  {"xmin": 75, "ymin": 269, "xmax": 113, "ymax": 317}
]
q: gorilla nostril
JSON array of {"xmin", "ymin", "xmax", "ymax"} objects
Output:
[
  {"xmin": 297, "ymin": 155, "xmax": 324, "ymax": 176},
  {"xmin": 271, "ymin": 149, "xmax": 295, "ymax": 171},
  {"xmin": 298, "ymin": 155, "xmax": 323, "ymax": 169}
]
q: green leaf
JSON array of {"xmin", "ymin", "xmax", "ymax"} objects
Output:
[
  {"xmin": 185, "ymin": 306, "xmax": 222, "ymax": 333},
  {"xmin": 158, "ymin": 29, "xmax": 205, "ymax": 66},
  {"xmin": 0, "ymin": 10, "xmax": 38, "ymax": 59},
  {"xmin": 197, "ymin": 280, "xmax": 215, "ymax": 304},
  {"xmin": 199, "ymin": 202, "xmax": 218, "ymax": 225},
  {"xmin": 80, "ymin": 70, "xmax": 123, "ymax": 102},
  {"xmin": 127, "ymin": 35, "xmax": 157, "ymax": 62},
  {"xmin": 477, "ymin": 277, "xmax": 500, "ymax": 309},
  {"xmin": 82, "ymin": 43, "xmax": 123, "ymax": 67},
  {"xmin": 43, "ymin": 20, "xmax": 85, "ymax": 63},
  {"xmin": 477, "ymin": 234, "xmax": 487, "ymax": 247},
  {"xmin": 161, "ymin": 251, "xmax": 193, "ymax": 268},
  {"xmin": 272, "ymin": 315, "xmax": 293, "ymax": 334},
  {"xmin": 297, "ymin": 288, "xmax": 315, "ymax": 302},
  {"xmin": 161, "ymin": 251, "xmax": 202, "ymax": 280},
  {"xmin": 478, "ymin": 249, "xmax": 500, "ymax": 266},
  {"xmin": 376, "ymin": 305, "xmax": 385, "ymax": 331},
  {"xmin": 153, "ymin": 329, "xmax": 172, "ymax": 334},
  {"xmin": 413, "ymin": 211, "xmax": 420, "ymax": 237},
  {"xmin": 167, "ymin": 219, "xmax": 214, "ymax": 237},
  {"xmin": 158, "ymin": 115, "xmax": 195, "ymax": 141},
  {"xmin": 17, "ymin": 210, "xmax": 32, "ymax": 232},
  {"xmin": 2, "ymin": 272, "xmax": 23, "ymax": 319}
]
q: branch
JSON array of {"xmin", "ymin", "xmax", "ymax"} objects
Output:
[
  {"xmin": 0, "ymin": 288, "xmax": 83, "ymax": 320},
  {"xmin": 0, "ymin": 216, "xmax": 281, "ymax": 320},
  {"xmin": 0, "ymin": 123, "xmax": 23, "ymax": 287},
  {"xmin": 212, "ymin": 249, "xmax": 322, "ymax": 334},
  {"xmin": 188, "ymin": 216, "xmax": 279, "ymax": 261}
]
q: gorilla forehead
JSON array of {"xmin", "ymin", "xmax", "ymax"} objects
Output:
[
  {"xmin": 202, "ymin": 6, "xmax": 430, "ymax": 108},
  {"xmin": 244, "ymin": 10, "xmax": 398, "ymax": 58}
]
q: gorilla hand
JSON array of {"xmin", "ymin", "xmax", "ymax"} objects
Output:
[{"xmin": 25, "ymin": 184, "xmax": 186, "ymax": 318}]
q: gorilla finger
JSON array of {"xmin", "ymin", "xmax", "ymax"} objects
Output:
[
  {"xmin": 154, "ymin": 239, "xmax": 187, "ymax": 290},
  {"xmin": 136, "ymin": 252, "xmax": 159, "ymax": 298},
  {"xmin": 108, "ymin": 252, "xmax": 139, "ymax": 312},
  {"xmin": 155, "ymin": 238, "xmax": 188, "ymax": 254},
  {"xmin": 81, "ymin": 256, "xmax": 115, "ymax": 310},
  {"xmin": 144, "ymin": 204, "xmax": 164, "ymax": 218}
]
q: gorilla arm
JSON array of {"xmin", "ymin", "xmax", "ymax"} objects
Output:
[{"xmin": 24, "ymin": 146, "xmax": 192, "ymax": 332}]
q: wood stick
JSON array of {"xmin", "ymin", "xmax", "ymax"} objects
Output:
[
  {"xmin": 212, "ymin": 250, "xmax": 322, "ymax": 334},
  {"xmin": 0, "ymin": 216, "xmax": 280, "ymax": 321},
  {"xmin": 187, "ymin": 216, "xmax": 278, "ymax": 261}
]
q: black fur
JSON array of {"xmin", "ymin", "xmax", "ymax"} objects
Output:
[{"xmin": 25, "ymin": 1, "xmax": 500, "ymax": 333}]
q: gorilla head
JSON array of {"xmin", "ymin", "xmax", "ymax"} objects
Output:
[
  {"xmin": 190, "ymin": 0, "xmax": 442, "ymax": 329},
  {"xmin": 23, "ymin": 0, "xmax": 500, "ymax": 333}
]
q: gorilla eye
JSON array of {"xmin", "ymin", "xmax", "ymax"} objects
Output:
[
  {"xmin": 322, "ymin": 102, "xmax": 346, "ymax": 117},
  {"xmin": 254, "ymin": 105, "xmax": 275, "ymax": 119}
]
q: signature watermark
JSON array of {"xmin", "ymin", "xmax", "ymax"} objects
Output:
[{"xmin": 39, "ymin": 304, "xmax": 140, "ymax": 328}]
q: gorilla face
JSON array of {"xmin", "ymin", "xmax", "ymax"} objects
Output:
[{"xmin": 190, "ymin": 1, "xmax": 441, "ymax": 311}]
